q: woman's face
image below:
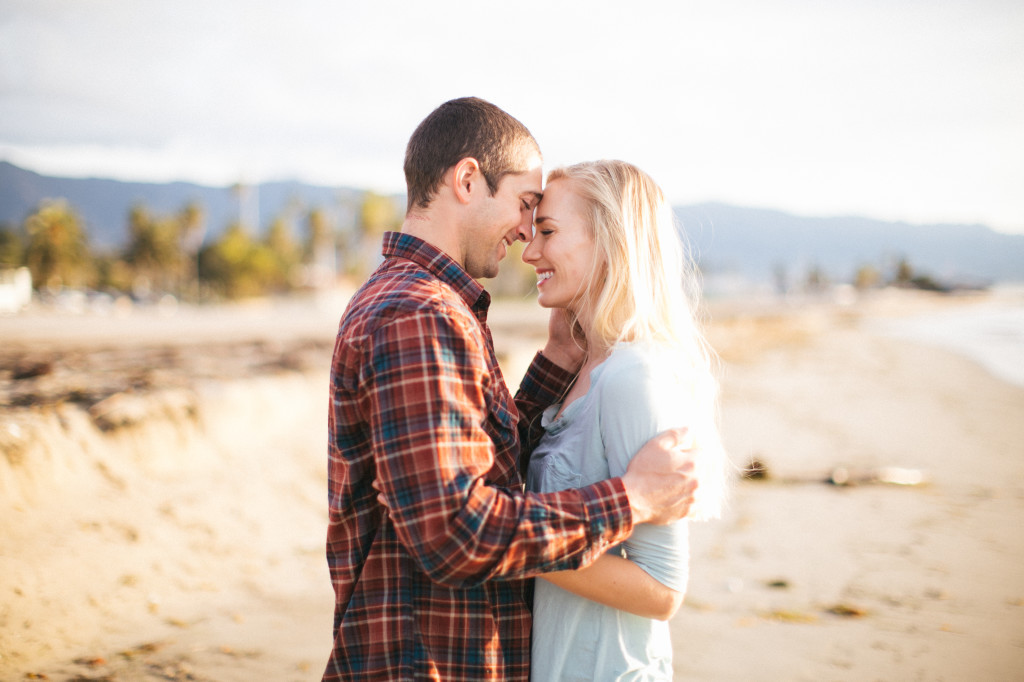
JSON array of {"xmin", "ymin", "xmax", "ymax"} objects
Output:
[{"xmin": 522, "ymin": 178, "xmax": 602, "ymax": 314}]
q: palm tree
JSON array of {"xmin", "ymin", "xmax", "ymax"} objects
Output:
[
  {"xmin": 179, "ymin": 201, "xmax": 206, "ymax": 300},
  {"xmin": 125, "ymin": 203, "xmax": 184, "ymax": 297},
  {"xmin": 0, "ymin": 224, "xmax": 24, "ymax": 268},
  {"xmin": 303, "ymin": 208, "xmax": 336, "ymax": 288},
  {"xmin": 23, "ymin": 199, "xmax": 90, "ymax": 290},
  {"xmin": 352, "ymin": 191, "xmax": 401, "ymax": 278}
]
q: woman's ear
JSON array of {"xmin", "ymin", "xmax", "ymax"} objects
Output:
[{"xmin": 451, "ymin": 157, "xmax": 481, "ymax": 205}]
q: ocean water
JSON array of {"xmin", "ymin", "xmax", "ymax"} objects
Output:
[{"xmin": 871, "ymin": 285, "xmax": 1024, "ymax": 389}]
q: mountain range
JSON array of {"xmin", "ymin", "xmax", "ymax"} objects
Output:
[{"xmin": 2, "ymin": 160, "xmax": 1022, "ymax": 286}]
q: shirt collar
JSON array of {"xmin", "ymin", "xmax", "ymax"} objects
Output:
[{"xmin": 382, "ymin": 231, "xmax": 490, "ymax": 314}]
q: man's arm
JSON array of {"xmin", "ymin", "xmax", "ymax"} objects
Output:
[
  {"xmin": 620, "ymin": 428, "xmax": 697, "ymax": 525},
  {"xmin": 518, "ymin": 308, "xmax": 699, "ymax": 525},
  {"xmin": 368, "ymin": 305, "xmax": 698, "ymax": 588},
  {"xmin": 538, "ymin": 349, "xmax": 702, "ymax": 619},
  {"xmin": 367, "ymin": 306, "xmax": 633, "ymax": 587}
]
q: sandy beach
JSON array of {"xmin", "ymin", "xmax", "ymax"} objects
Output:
[{"xmin": 2, "ymin": 288, "xmax": 1023, "ymax": 681}]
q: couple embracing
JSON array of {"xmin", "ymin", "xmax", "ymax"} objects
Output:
[{"xmin": 323, "ymin": 97, "xmax": 728, "ymax": 681}]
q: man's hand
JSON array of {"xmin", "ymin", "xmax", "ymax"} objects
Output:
[
  {"xmin": 541, "ymin": 309, "xmax": 586, "ymax": 373},
  {"xmin": 621, "ymin": 428, "xmax": 698, "ymax": 525}
]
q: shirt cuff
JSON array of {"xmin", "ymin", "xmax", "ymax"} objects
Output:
[
  {"xmin": 520, "ymin": 351, "xmax": 575, "ymax": 406},
  {"xmin": 577, "ymin": 477, "xmax": 633, "ymax": 554}
]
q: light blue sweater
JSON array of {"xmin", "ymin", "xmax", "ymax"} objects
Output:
[{"xmin": 527, "ymin": 342, "xmax": 691, "ymax": 682}]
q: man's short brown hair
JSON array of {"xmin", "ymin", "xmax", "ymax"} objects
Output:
[{"xmin": 403, "ymin": 97, "xmax": 540, "ymax": 211}]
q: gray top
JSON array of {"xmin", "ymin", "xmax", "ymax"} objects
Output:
[{"xmin": 528, "ymin": 342, "xmax": 691, "ymax": 681}]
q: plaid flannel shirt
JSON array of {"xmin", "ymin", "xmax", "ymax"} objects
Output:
[{"xmin": 323, "ymin": 232, "xmax": 634, "ymax": 681}]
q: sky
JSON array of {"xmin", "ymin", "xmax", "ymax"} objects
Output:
[{"xmin": 1, "ymin": 0, "xmax": 1023, "ymax": 233}]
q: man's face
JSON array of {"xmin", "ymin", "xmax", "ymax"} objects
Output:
[{"xmin": 462, "ymin": 152, "xmax": 543, "ymax": 280}]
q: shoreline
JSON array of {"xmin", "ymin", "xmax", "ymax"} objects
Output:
[{"xmin": 866, "ymin": 286, "xmax": 1024, "ymax": 389}]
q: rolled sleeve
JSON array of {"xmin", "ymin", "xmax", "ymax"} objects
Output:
[{"xmin": 366, "ymin": 307, "xmax": 632, "ymax": 587}]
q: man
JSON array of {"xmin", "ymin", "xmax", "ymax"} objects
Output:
[{"xmin": 324, "ymin": 97, "xmax": 698, "ymax": 681}]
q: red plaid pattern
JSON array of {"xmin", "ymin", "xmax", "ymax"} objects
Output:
[{"xmin": 323, "ymin": 232, "xmax": 633, "ymax": 680}]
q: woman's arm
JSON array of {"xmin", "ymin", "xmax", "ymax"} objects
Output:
[
  {"xmin": 541, "ymin": 348, "xmax": 693, "ymax": 620},
  {"xmin": 540, "ymin": 552, "xmax": 684, "ymax": 621}
]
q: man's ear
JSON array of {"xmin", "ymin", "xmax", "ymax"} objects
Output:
[{"xmin": 451, "ymin": 157, "xmax": 482, "ymax": 205}]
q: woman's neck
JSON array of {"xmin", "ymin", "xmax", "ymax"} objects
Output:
[
  {"xmin": 581, "ymin": 344, "xmax": 610, "ymax": 371},
  {"xmin": 551, "ymin": 319, "xmax": 609, "ymax": 421},
  {"xmin": 578, "ymin": 315, "xmax": 610, "ymax": 365},
  {"xmin": 572, "ymin": 307, "xmax": 600, "ymax": 354}
]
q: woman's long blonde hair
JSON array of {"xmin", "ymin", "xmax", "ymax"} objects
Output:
[{"xmin": 549, "ymin": 160, "xmax": 728, "ymax": 520}]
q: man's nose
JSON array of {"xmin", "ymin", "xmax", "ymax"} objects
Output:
[{"xmin": 515, "ymin": 216, "xmax": 532, "ymax": 243}]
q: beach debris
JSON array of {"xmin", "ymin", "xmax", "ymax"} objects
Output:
[
  {"xmin": 828, "ymin": 466, "xmax": 926, "ymax": 487},
  {"xmin": 876, "ymin": 467, "xmax": 926, "ymax": 485},
  {"xmin": 762, "ymin": 608, "xmax": 818, "ymax": 624},
  {"xmin": 683, "ymin": 599, "xmax": 717, "ymax": 613},
  {"xmin": 217, "ymin": 645, "xmax": 261, "ymax": 660},
  {"xmin": 12, "ymin": 359, "xmax": 53, "ymax": 380},
  {"xmin": 737, "ymin": 456, "xmax": 928, "ymax": 488},
  {"xmin": 765, "ymin": 579, "xmax": 790, "ymax": 590},
  {"xmin": 825, "ymin": 603, "xmax": 867, "ymax": 618},
  {"xmin": 118, "ymin": 641, "xmax": 165, "ymax": 660},
  {"xmin": 743, "ymin": 457, "xmax": 771, "ymax": 480},
  {"xmin": 150, "ymin": 661, "xmax": 196, "ymax": 680}
]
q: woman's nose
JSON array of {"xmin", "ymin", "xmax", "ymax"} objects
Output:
[{"xmin": 522, "ymin": 234, "xmax": 538, "ymax": 263}]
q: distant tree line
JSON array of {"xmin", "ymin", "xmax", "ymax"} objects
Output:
[
  {"xmin": 0, "ymin": 191, "xmax": 404, "ymax": 301},
  {"xmin": 0, "ymin": 195, "xmax": 957, "ymax": 305},
  {"xmin": 769, "ymin": 258, "xmax": 958, "ymax": 297}
]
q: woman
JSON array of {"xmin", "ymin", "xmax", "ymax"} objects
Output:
[{"xmin": 522, "ymin": 160, "xmax": 728, "ymax": 680}]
